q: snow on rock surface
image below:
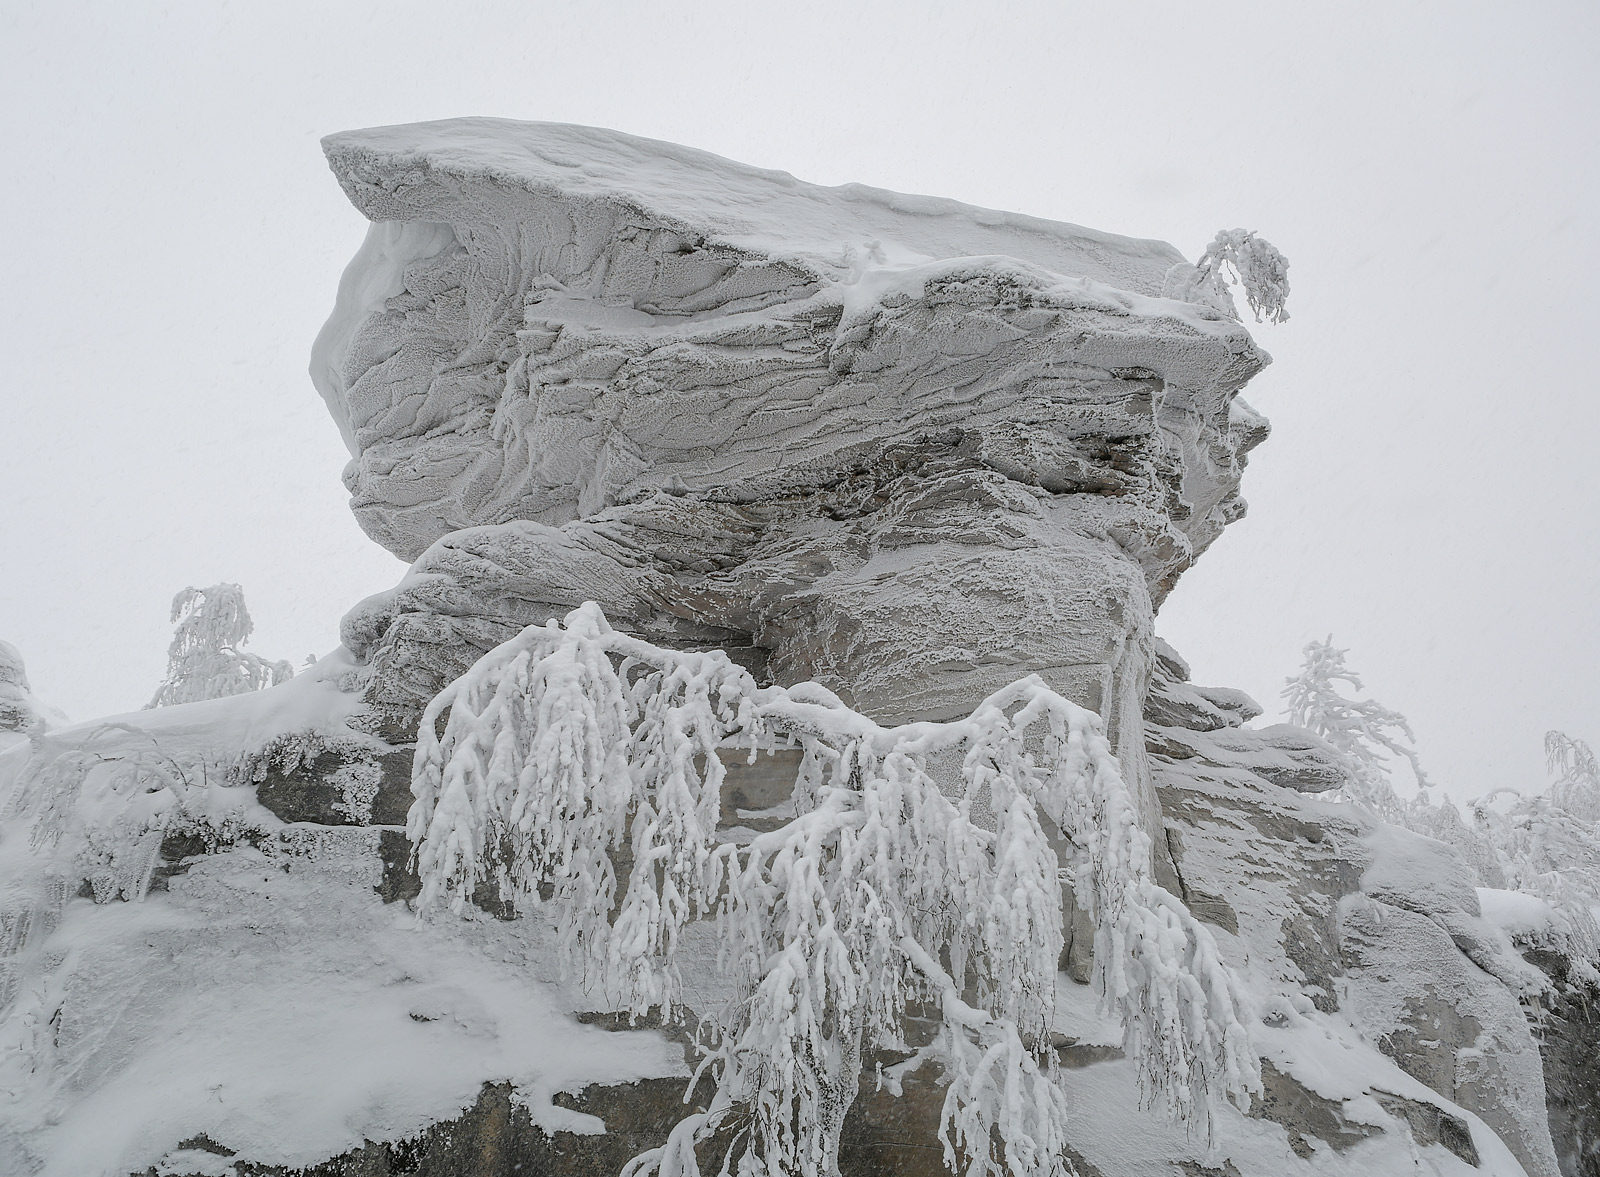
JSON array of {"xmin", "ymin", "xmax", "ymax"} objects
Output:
[
  {"xmin": 313, "ymin": 118, "xmax": 1262, "ymax": 566},
  {"xmin": 316, "ymin": 118, "xmax": 1273, "ymax": 840},
  {"xmin": 0, "ymin": 832, "xmax": 684, "ymax": 1177}
]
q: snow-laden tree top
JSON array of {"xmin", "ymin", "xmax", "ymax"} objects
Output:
[{"xmin": 146, "ymin": 584, "xmax": 294, "ymax": 709}]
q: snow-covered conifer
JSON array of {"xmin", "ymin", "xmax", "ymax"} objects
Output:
[
  {"xmin": 1544, "ymin": 730, "xmax": 1600, "ymax": 822},
  {"xmin": 1282, "ymin": 637, "xmax": 1427, "ymax": 814},
  {"xmin": 409, "ymin": 604, "xmax": 1260, "ymax": 1177},
  {"xmin": 1470, "ymin": 734, "xmax": 1600, "ymax": 914},
  {"xmin": 145, "ymin": 584, "xmax": 294, "ymax": 708},
  {"xmin": 1195, "ymin": 229, "xmax": 1291, "ymax": 324}
]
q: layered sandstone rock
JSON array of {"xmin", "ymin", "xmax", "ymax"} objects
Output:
[{"xmin": 315, "ymin": 118, "xmax": 1271, "ymax": 833}]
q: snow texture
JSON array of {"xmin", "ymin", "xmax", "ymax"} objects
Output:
[
  {"xmin": 1149, "ymin": 651, "xmax": 1565, "ymax": 1177},
  {"xmin": 1, "ymin": 116, "xmax": 1582, "ymax": 1177},
  {"xmin": 0, "ymin": 629, "xmax": 1576, "ymax": 1177},
  {"xmin": 313, "ymin": 117, "xmax": 1266, "ymax": 568},
  {"xmin": 0, "ymin": 833, "xmax": 683, "ymax": 1177}
]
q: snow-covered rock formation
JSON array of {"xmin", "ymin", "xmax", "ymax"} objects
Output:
[
  {"xmin": 0, "ymin": 642, "xmax": 67, "ymax": 746},
  {"xmin": 0, "ymin": 120, "xmax": 1592, "ymax": 1177},
  {"xmin": 317, "ymin": 117, "xmax": 1270, "ymax": 839}
]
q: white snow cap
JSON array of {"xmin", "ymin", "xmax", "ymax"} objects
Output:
[{"xmin": 321, "ymin": 117, "xmax": 1191, "ymax": 297}]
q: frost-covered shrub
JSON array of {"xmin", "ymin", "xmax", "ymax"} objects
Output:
[
  {"xmin": 1195, "ymin": 229, "xmax": 1290, "ymax": 325},
  {"xmin": 409, "ymin": 603, "xmax": 1260, "ymax": 1177},
  {"xmin": 2, "ymin": 724, "xmax": 239, "ymax": 905},
  {"xmin": 146, "ymin": 584, "xmax": 294, "ymax": 709}
]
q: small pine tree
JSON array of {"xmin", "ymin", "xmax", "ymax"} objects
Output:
[
  {"xmin": 1196, "ymin": 229, "xmax": 1291, "ymax": 324},
  {"xmin": 145, "ymin": 584, "xmax": 293, "ymax": 709},
  {"xmin": 1282, "ymin": 637, "xmax": 1427, "ymax": 813}
]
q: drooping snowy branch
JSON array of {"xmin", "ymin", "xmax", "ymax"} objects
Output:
[
  {"xmin": 409, "ymin": 604, "xmax": 1261, "ymax": 1176},
  {"xmin": 146, "ymin": 583, "xmax": 294, "ymax": 709},
  {"xmin": 1195, "ymin": 229, "xmax": 1290, "ymax": 325}
]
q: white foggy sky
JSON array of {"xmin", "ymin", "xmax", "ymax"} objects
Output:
[{"xmin": 1, "ymin": 0, "xmax": 1595, "ymax": 802}]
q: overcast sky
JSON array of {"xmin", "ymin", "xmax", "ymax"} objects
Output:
[{"xmin": 2, "ymin": 0, "xmax": 1595, "ymax": 802}]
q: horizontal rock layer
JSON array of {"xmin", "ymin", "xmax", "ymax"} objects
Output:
[{"xmin": 314, "ymin": 118, "xmax": 1268, "ymax": 593}]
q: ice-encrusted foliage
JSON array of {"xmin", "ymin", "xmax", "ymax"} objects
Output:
[
  {"xmin": 1544, "ymin": 730, "xmax": 1600, "ymax": 822},
  {"xmin": 1472, "ymin": 737, "xmax": 1600, "ymax": 914},
  {"xmin": 1283, "ymin": 637, "xmax": 1427, "ymax": 813},
  {"xmin": 409, "ymin": 604, "xmax": 1259, "ymax": 1177},
  {"xmin": 146, "ymin": 583, "xmax": 294, "ymax": 709},
  {"xmin": 1196, "ymin": 229, "xmax": 1291, "ymax": 325}
]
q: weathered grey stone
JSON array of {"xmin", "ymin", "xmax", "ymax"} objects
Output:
[
  {"xmin": 1147, "ymin": 664, "xmax": 1563, "ymax": 1175},
  {"xmin": 254, "ymin": 747, "xmax": 415, "ymax": 827},
  {"xmin": 315, "ymin": 118, "xmax": 1276, "ymax": 841},
  {"xmin": 0, "ymin": 641, "xmax": 65, "ymax": 735},
  {"xmin": 1374, "ymin": 1092, "xmax": 1481, "ymax": 1167},
  {"xmin": 1522, "ymin": 947, "xmax": 1600, "ymax": 1177},
  {"xmin": 1148, "ymin": 726, "xmax": 1365, "ymax": 1013},
  {"xmin": 1250, "ymin": 1060, "xmax": 1378, "ymax": 1158},
  {"xmin": 1339, "ymin": 894, "xmax": 1559, "ymax": 1177}
]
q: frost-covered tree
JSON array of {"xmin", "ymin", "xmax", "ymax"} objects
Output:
[
  {"xmin": 1544, "ymin": 730, "xmax": 1600, "ymax": 822},
  {"xmin": 145, "ymin": 584, "xmax": 294, "ymax": 708},
  {"xmin": 408, "ymin": 603, "xmax": 1259, "ymax": 1177},
  {"xmin": 1283, "ymin": 638, "xmax": 1599, "ymax": 973},
  {"xmin": 1468, "ymin": 731, "xmax": 1600, "ymax": 913},
  {"xmin": 1282, "ymin": 637, "xmax": 1428, "ymax": 814},
  {"xmin": 1195, "ymin": 229, "xmax": 1291, "ymax": 324}
]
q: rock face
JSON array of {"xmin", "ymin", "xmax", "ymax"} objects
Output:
[
  {"xmin": 0, "ymin": 641, "xmax": 66, "ymax": 739},
  {"xmin": 316, "ymin": 118, "xmax": 1271, "ymax": 832},
  {"xmin": 1147, "ymin": 653, "xmax": 1565, "ymax": 1177}
]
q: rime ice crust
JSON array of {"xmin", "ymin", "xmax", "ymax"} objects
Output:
[{"xmin": 315, "ymin": 119, "xmax": 1271, "ymax": 833}]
